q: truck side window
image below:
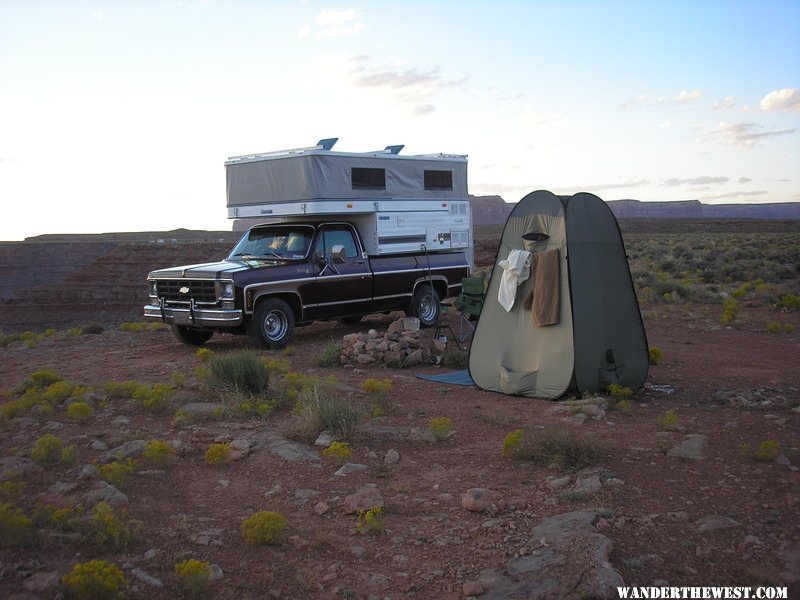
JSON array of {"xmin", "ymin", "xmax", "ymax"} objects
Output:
[{"xmin": 315, "ymin": 228, "xmax": 359, "ymax": 259}]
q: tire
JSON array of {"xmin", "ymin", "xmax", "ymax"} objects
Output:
[
  {"xmin": 171, "ymin": 325, "xmax": 214, "ymax": 346},
  {"xmin": 338, "ymin": 314, "xmax": 363, "ymax": 325},
  {"xmin": 408, "ymin": 285, "xmax": 440, "ymax": 327},
  {"xmin": 248, "ymin": 297, "xmax": 295, "ymax": 349}
]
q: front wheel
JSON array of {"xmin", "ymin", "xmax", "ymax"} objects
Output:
[
  {"xmin": 408, "ymin": 285, "xmax": 440, "ymax": 327},
  {"xmin": 248, "ymin": 298, "xmax": 295, "ymax": 349},
  {"xmin": 172, "ymin": 325, "xmax": 214, "ymax": 346}
]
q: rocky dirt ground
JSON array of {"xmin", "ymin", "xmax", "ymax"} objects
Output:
[{"xmin": 0, "ymin": 299, "xmax": 799, "ymax": 599}]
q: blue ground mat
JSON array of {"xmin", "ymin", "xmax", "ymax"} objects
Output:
[{"xmin": 414, "ymin": 369, "xmax": 475, "ymax": 386}]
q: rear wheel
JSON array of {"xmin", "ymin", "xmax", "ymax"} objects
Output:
[
  {"xmin": 248, "ymin": 298, "xmax": 295, "ymax": 349},
  {"xmin": 171, "ymin": 325, "xmax": 214, "ymax": 346},
  {"xmin": 408, "ymin": 285, "xmax": 440, "ymax": 327}
]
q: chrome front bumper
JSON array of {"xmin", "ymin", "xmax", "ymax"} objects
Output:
[{"xmin": 143, "ymin": 301, "xmax": 243, "ymax": 327}]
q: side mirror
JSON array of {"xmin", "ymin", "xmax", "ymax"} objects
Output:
[{"xmin": 330, "ymin": 245, "xmax": 346, "ymax": 264}]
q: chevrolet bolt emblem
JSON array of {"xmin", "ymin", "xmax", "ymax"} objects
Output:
[{"xmin": 179, "ymin": 286, "xmax": 190, "ymax": 294}]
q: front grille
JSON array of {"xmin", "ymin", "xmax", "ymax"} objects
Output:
[{"xmin": 157, "ymin": 280, "xmax": 217, "ymax": 304}]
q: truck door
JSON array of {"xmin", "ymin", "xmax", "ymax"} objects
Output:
[{"xmin": 309, "ymin": 225, "xmax": 372, "ymax": 319}]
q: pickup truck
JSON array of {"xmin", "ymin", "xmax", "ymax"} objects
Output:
[{"xmin": 144, "ymin": 221, "xmax": 470, "ymax": 348}]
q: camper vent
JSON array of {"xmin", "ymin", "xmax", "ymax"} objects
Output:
[
  {"xmin": 449, "ymin": 203, "xmax": 468, "ymax": 216},
  {"xmin": 451, "ymin": 230, "xmax": 469, "ymax": 248}
]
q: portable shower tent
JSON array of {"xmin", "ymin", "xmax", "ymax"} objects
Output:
[{"xmin": 468, "ymin": 190, "xmax": 648, "ymax": 399}]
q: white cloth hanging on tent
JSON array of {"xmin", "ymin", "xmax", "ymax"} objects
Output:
[{"xmin": 497, "ymin": 249, "xmax": 531, "ymax": 311}]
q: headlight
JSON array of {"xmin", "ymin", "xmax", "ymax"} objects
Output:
[
  {"xmin": 220, "ymin": 282, "xmax": 235, "ymax": 299},
  {"xmin": 149, "ymin": 280, "xmax": 158, "ymax": 297}
]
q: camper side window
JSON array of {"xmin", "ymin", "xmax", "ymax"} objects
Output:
[
  {"xmin": 352, "ymin": 167, "xmax": 386, "ymax": 190},
  {"xmin": 314, "ymin": 228, "xmax": 359, "ymax": 259},
  {"xmin": 424, "ymin": 170, "xmax": 453, "ymax": 190}
]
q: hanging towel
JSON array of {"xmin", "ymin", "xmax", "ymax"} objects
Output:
[
  {"xmin": 497, "ymin": 249, "xmax": 531, "ymax": 311},
  {"xmin": 523, "ymin": 248, "xmax": 560, "ymax": 326}
]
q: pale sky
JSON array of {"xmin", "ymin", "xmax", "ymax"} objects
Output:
[{"xmin": 1, "ymin": 0, "xmax": 799, "ymax": 240}]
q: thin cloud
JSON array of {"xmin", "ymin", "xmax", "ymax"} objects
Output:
[
  {"xmin": 712, "ymin": 96, "xmax": 737, "ymax": 111},
  {"xmin": 701, "ymin": 122, "xmax": 796, "ymax": 148},
  {"xmin": 411, "ymin": 104, "xmax": 436, "ymax": 117},
  {"xmin": 738, "ymin": 177, "xmax": 752, "ymax": 184},
  {"xmin": 662, "ymin": 176, "xmax": 728, "ymax": 186},
  {"xmin": 701, "ymin": 190, "xmax": 768, "ymax": 200},
  {"xmin": 92, "ymin": 11, "xmax": 107, "ymax": 20},
  {"xmin": 760, "ymin": 88, "xmax": 800, "ymax": 112},
  {"xmin": 674, "ymin": 89, "xmax": 702, "ymax": 104},
  {"xmin": 620, "ymin": 89, "xmax": 702, "ymax": 109},
  {"xmin": 660, "ymin": 120, "xmax": 672, "ymax": 129},
  {"xmin": 561, "ymin": 179, "xmax": 652, "ymax": 193},
  {"xmin": 315, "ymin": 8, "xmax": 365, "ymax": 38},
  {"xmin": 354, "ymin": 66, "xmax": 443, "ymax": 89}
]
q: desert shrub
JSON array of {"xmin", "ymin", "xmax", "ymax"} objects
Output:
[
  {"xmin": 742, "ymin": 440, "xmax": 781, "ymax": 461},
  {"xmin": 614, "ymin": 399, "xmax": 633, "ymax": 413},
  {"xmin": 118, "ymin": 322, "xmax": 153, "ymax": 332},
  {"xmin": 205, "ymin": 443, "xmax": 232, "ymax": 466},
  {"xmin": 657, "ymin": 409, "xmax": 679, "ymax": 430},
  {"xmin": 170, "ymin": 372, "xmax": 187, "ymax": 388},
  {"xmin": 355, "ymin": 507, "xmax": 383, "ymax": 535},
  {"xmin": 241, "ymin": 510, "xmax": 286, "ymax": 545},
  {"xmin": 648, "ymin": 346, "xmax": 663, "ymax": 365},
  {"xmin": 361, "ymin": 378, "xmax": 393, "ymax": 400},
  {"xmin": 101, "ymin": 380, "xmax": 146, "ymax": 399},
  {"xmin": 81, "ymin": 323, "xmax": 105, "ymax": 335},
  {"xmin": 560, "ymin": 491, "xmax": 589, "ymax": 503},
  {"xmin": 441, "ymin": 349, "xmax": 469, "ymax": 369},
  {"xmin": 0, "ymin": 479, "xmax": 27, "ymax": 502},
  {"xmin": 142, "ymin": 440, "xmax": 175, "ymax": 466},
  {"xmin": 99, "ymin": 459, "xmax": 137, "ymax": 489},
  {"xmin": 314, "ymin": 342, "xmax": 340, "ymax": 367},
  {"xmin": 49, "ymin": 505, "xmax": 83, "ymax": 531},
  {"xmin": 262, "ymin": 357, "xmax": 290, "ymax": 375},
  {"xmin": 515, "ymin": 429, "xmax": 600, "ymax": 472},
  {"xmin": 31, "ymin": 434, "xmax": 63, "ymax": 465},
  {"xmin": 39, "ymin": 381, "xmax": 77, "ymax": 405},
  {"xmin": 174, "ymin": 559, "xmax": 212, "ymax": 596},
  {"xmin": 281, "ymin": 345, "xmax": 296, "ymax": 356},
  {"xmin": 607, "ymin": 384, "xmax": 633, "ymax": 401},
  {"xmin": 61, "ymin": 445, "xmax": 78, "ymax": 466},
  {"xmin": 720, "ymin": 298, "xmax": 739, "ymax": 325},
  {"xmin": 196, "ymin": 347, "xmax": 214, "ymax": 361},
  {"xmin": 62, "ymin": 559, "xmax": 127, "ymax": 600},
  {"xmin": 428, "ymin": 417, "xmax": 454, "ymax": 441},
  {"xmin": 173, "ymin": 405, "xmax": 224, "ymax": 427},
  {"xmin": 322, "ymin": 441, "xmax": 352, "ymax": 464},
  {"xmin": 132, "ymin": 383, "xmax": 174, "ymax": 413},
  {"xmin": 0, "ymin": 502, "xmax": 32, "ymax": 547},
  {"xmin": 21, "ymin": 369, "xmax": 63, "ymax": 391},
  {"xmin": 767, "ymin": 322, "xmax": 795, "ymax": 334},
  {"xmin": 501, "ymin": 429, "xmax": 524, "ymax": 457},
  {"xmin": 88, "ymin": 502, "xmax": 133, "ymax": 550},
  {"xmin": 67, "ymin": 401, "xmax": 94, "ymax": 423},
  {"xmin": 64, "ymin": 327, "xmax": 83, "ymax": 337},
  {"xmin": 207, "ymin": 351, "xmax": 270, "ymax": 395},
  {"xmin": 230, "ymin": 396, "xmax": 277, "ymax": 420},
  {"xmin": 776, "ymin": 294, "xmax": 800, "ymax": 310}
]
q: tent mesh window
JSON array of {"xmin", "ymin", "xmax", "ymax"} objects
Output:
[
  {"xmin": 424, "ymin": 170, "xmax": 453, "ymax": 190},
  {"xmin": 351, "ymin": 167, "xmax": 386, "ymax": 190}
]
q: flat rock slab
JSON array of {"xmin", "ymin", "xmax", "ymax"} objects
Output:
[
  {"xmin": 476, "ymin": 509, "xmax": 624, "ymax": 599},
  {"xmin": 0, "ymin": 456, "xmax": 42, "ymax": 480},
  {"xmin": 248, "ymin": 428, "xmax": 319, "ymax": 462},
  {"xmin": 335, "ymin": 463, "xmax": 369, "ymax": 476},
  {"xmin": 666, "ymin": 434, "xmax": 708, "ymax": 460},
  {"xmin": 103, "ymin": 439, "xmax": 146, "ymax": 462},
  {"xmin": 695, "ymin": 515, "xmax": 741, "ymax": 533}
]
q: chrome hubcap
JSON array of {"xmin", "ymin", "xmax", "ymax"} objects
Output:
[
  {"xmin": 419, "ymin": 294, "xmax": 436, "ymax": 322},
  {"xmin": 263, "ymin": 310, "xmax": 288, "ymax": 341}
]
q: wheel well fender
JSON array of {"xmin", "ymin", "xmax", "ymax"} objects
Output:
[
  {"xmin": 412, "ymin": 276, "xmax": 447, "ymax": 300},
  {"xmin": 252, "ymin": 292, "xmax": 302, "ymax": 321}
]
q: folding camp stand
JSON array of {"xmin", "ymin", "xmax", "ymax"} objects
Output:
[{"xmin": 434, "ymin": 276, "xmax": 485, "ymax": 350}]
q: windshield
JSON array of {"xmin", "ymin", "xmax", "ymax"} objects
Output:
[{"xmin": 228, "ymin": 225, "xmax": 314, "ymax": 260}]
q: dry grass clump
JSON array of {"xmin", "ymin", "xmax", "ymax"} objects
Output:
[
  {"xmin": 741, "ymin": 440, "xmax": 782, "ymax": 461},
  {"xmin": 441, "ymin": 349, "xmax": 469, "ymax": 368},
  {"xmin": 313, "ymin": 342, "xmax": 340, "ymax": 367},
  {"xmin": 506, "ymin": 429, "xmax": 601, "ymax": 473},
  {"xmin": 98, "ymin": 459, "xmax": 137, "ymax": 489},
  {"xmin": 355, "ymin": 507, "xmax": 383, "ymax": 535},
  {"xmin": 657, "ymin": 409, "xmax": 680, "ymax": 430},
  {"xmin": 241, "ymin": 510, "xmax": 286, "ymax": 545},
  {"xmin": 284, "ymin": 386, "xmax": 361, "ymax": 443},
  {"xmin": 142, "ymin": 440, "xmax": 175, "ymax": 466},
  {"xmin": 88, "ymin": 502, "xmax": 134, "ymax": 550},
  {"xmin": 207, "ymin": 351, "xmax": 270, "ymax": 395},
  {"xmin": 648, "ymin": 346, "xmax": 663, "ymax": 365}
]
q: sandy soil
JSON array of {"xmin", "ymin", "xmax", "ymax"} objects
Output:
[{"xmin": 0, "ymin": 300, "xmax": 798, "ymax": 599}]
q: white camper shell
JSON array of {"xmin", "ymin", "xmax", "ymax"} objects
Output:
[{"xmin": 225, "ymin": 139, "xmax": 473, "ymax": 266}]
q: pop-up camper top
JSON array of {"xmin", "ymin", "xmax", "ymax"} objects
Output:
[{"xmin": 225, "ymin": 138, "xmax": 473, "ymax": 267}]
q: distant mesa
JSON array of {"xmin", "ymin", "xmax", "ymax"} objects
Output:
[{"xmin": 468, "ymin": 195, "xmax": 800, "ymax": 224}]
